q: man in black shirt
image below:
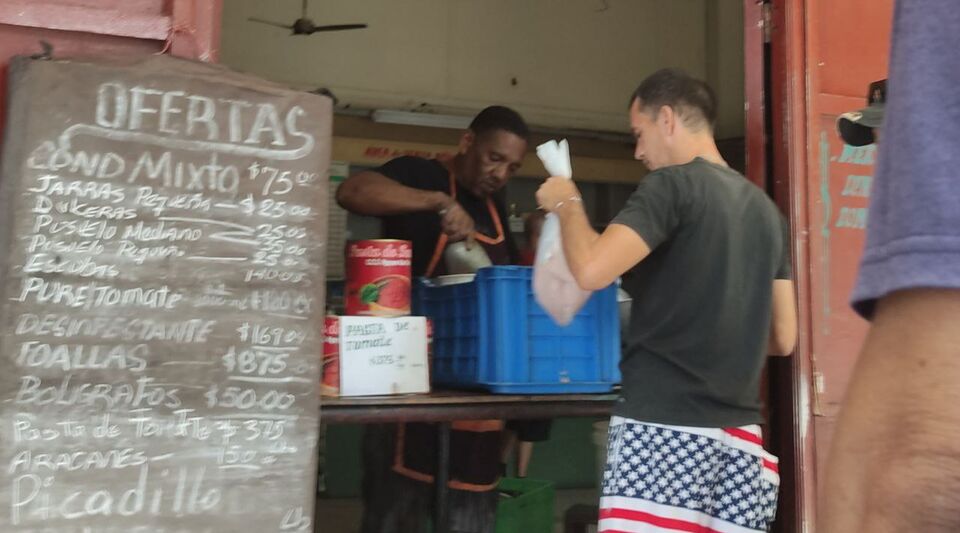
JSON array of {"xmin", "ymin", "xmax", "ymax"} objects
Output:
[
  {"xmin": 338, "ymin": 106, "xmax": 527, "ymax": 277},
  {"xmin": 537, "ymin": 69, "xmax": 797, "ymax": 532},
  {"xmin": 337, "ymin": 106, "xmax": 528, "ymax": 533}
]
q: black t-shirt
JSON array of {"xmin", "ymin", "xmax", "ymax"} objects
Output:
[
  {"xmin": 612, "ymin": 158, "xmax": 791, "ymax": 428},
  {"xmin": 376, "ymin": 156, "xmax": 517, "ymax": 276},
  {"xmin": 372, "ymin": 156, "xmax": 518, "ymax": 488}
]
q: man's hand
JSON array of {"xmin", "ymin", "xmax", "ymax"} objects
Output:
[
  {"xmin": 438, "ymin": 198, "xmax": 476, "ymax": 244},
  {"xmin": 535, "ymin": 176, "xmax": 651, "ymax": 291},
  {"xmin": 536, "ymin": 177, "xmax": 581, "ymax": 212}
]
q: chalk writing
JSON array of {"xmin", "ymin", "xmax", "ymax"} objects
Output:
[
  {"xmin": 0, "ymin": 56, "xmax": 326, "ymax": 532},
  {"xmin": 15, "ymin": 374, "xmax": 182, "ymax": 409},
  {"xmin": 221, "ymin": 346, "xmax": 291, "ymax": 376},
  {"xmin": 235, "ymin": 323, "xmax": 306, "ymax": 346},
  {"xmin": 9, "ymin": 448, "xmax": 148, "ymax": 474},
  {"xmin": 15, "ymin": 314, "xmax": 215, "ymax": 343},
  {"xmin": 31, "ymin": 217, "xmax": 116, "ymax": 238},
  {"xmin": 238, "ymin": 195, "xmax": 312, "ymax": 218},
  {"xmin": 280, "ymin": 506, "xmax": 312, "ymax": 531},
  {"xmin": 133, "ymin": 187, "xmax": 212, "ymax": 216},
  {"xmin": 127, "ymin": 152, "xmax": 240, "ymax": 195},
  {"xmin": 243, "ymin": 268, "xmax": 306, "ymax": 284},
  {"xmin": 203, "ymin": 385, "xmax": 295, "ymax": 411},
  {"xmin": 11, "ymin": 465, "xmax": 221, "ymax": 525},
  {"xmin": 29, "ymin": 175, "xmax": 125, "ymax": 203},
  {"xmin": 15, "ymin": 278, "xmax": 183, "ymax": 310},
  {"xmin": 27, "ymin": 143, "xmax": 126, "ymax": 179},
  {"xmin": 16, "ymin": 342, "xmax": 149, "ymax": 372},
  {"xmin": 26, "ymin": 236, "xmax": 106, "ymax": 255},
  {"xmin": 158, "ymin": 217, "xmax": 257, "ymax": 246},
  {"xmin": 23, "ymin": 254, "xmax": 120, "ymax": 279},
  {"xmin": 32, "ymin": 195, "xmax": 136, "ymax": 220},
  {"xmin": 92, "ymin": 83, "xmax": 315, "ymax": 155}
]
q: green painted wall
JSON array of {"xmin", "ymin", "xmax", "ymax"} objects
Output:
[{"xmin": 321, "ymin": 417, "xmax": 606, "ymax": 498}]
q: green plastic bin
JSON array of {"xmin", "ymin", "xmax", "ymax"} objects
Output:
[{"xmin": 494, "ymin": 477, "xmax": 555, "ymax": 533}]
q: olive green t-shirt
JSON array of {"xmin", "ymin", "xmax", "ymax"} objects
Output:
[{"xmin": 612, "ymin": 158, "xmax": 791, "ymax": 428}]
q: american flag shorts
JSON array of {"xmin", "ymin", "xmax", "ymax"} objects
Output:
[{"xmin": 599, "ymin": 416, "xmax": 780, "ymax": 533}]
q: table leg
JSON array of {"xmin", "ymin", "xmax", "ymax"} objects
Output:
[{"xmin": 434, "ymin": 421, "xmax": 451, "ymax": 533}]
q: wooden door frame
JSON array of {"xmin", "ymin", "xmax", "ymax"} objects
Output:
[{"xmin": 745, "ymin": 1, "xmax": 817, "ymax": 531}]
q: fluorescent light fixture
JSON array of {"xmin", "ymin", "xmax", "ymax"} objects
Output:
[{"xmin": 371, "ymin": 109, "xmax": 472, "ymax": 130}]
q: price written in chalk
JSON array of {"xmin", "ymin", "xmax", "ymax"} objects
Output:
[
  {"xmin": 247, "ymin": 162, "xmax": 319, "ymax": 195},
  {"xmin": 236, "ymin": 323, "xmax": 306, "ymax": 346},
  {"xmin": 204, "ymin": 385, "xmax": 296, "ymax": 411},
  {"xmin": 238, "ymin": 195, "xmax": 312, "ymax": 219},
  {"xmin": 221, "ymin": 346, "xmax": 290, "ymax": 376}
]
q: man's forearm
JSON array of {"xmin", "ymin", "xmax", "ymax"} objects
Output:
[
  {"xmin": 555, "ymin": 201, "xmax": 601, "ymax": 284},
  {"xmin": 820, "ymin": 289, "xmax": 960, "ymax": 533},
  {"xmin": 536, "ymin": 176, "xmax": 649, "ymax": 289},
  {"xmin": 337, "ymin": 172, "xmax": 449, "ymax": 216}
]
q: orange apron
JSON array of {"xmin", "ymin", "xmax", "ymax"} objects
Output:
[
  {"xmin": 393, "ymin": 160, "xmax": 508, "ymax": 491},
  {"xmin": 424, "ymin": 160, "xmax": 506, "ymax": 277}
]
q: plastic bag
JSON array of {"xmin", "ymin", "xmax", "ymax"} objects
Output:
[{"xmin": 533, "ymin": 139, "xmax": 593, "ymax": 326}]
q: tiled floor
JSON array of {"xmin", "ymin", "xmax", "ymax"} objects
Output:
[{"xmin": 315, "ymin": 488, "xmax": 599, "ymax": 533}]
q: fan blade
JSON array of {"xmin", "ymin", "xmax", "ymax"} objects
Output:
[
  {"xmin": 311, "ymin": 23, "xmax": 368, "ymax": 33},
  {"xmin": 249, "ymin": 17, "xmax": 295, "ymax": 30}
]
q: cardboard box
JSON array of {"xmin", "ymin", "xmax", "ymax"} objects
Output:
[{"xmin": 322, "ymin": 315, "xmax": 430, "ymax": 397}]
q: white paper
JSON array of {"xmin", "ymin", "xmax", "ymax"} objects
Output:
[
  {"xmin": 338, "ymin": 316, "xmax": 429, "ymax": 396},
  {"xmin": 536, "ymin": 139, "xmax": 572, "ymax": 178}
]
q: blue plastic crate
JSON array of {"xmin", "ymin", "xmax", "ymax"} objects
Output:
[{"xmin": 415, "ymin": 266, "xmax": 620, "ymax": 394}]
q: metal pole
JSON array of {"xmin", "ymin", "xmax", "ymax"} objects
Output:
[{"xmin": 434, "ymin": 422, "xmax": 451, "ymax": 533}]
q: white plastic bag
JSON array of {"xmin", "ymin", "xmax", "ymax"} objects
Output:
[{"xmin": 533, "ymin": 140, "xmax": 593, "ymax": 326}]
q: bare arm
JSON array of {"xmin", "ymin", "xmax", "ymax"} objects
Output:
[
  {"xmin": 336, "ymin": 170, "xmax": 475, "ymax": 242},
  {"xmin": 555, "ymin": 201, "xmax": 650, "ymax": 290},
  {"xmin": 336, "ymin": 170, "xmax": 448, "ymax": 216},
  {"xmin": 820, "ymin": 289, "xmax": 960, "ymax": 533},
  {"xmin": 767, "ymin": 279, "xmax": 797, "ymax": 355},
  {"xmin": 536, "ymin": 177, "xmax": 651, "ymax": 290}
]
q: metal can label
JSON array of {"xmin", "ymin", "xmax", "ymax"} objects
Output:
[
  {"xmin": 345, "ymin": 240, "xmax": 412, "ymax": 316},
  {"xmin": 321, "ymin": 316, "xmax": 340, "ymax": 397}
]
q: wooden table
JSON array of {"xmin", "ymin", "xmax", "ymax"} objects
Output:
[{"xmin": 320, "ymin": 391, "xmax": 617, "ymax": 533}]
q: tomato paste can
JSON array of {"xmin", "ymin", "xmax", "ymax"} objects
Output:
[
  {"xmin": 321, "ymin": 316, "xmax": 340, "ymax": 397},
  {"xmin": 345, "ymin": 240, "xmax": 412, "ymax": 316}
]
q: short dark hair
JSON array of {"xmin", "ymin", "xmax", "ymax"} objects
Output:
[
  {"xmin": 469, "ymin": 105, "xmax": 530, "ymax": 141},
  {"xmin": 629, "ymin": 68, "xmax": 717, "ymax": 131}
]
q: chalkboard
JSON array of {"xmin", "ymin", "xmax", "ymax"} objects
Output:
[{"xmin": 0, "ymin": 55, "xmax": 330, "ymax": 532}]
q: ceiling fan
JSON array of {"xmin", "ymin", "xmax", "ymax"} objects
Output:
[{"xmin": 249, "ymin": 0, "xmax": 368, "ymax": 35}]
